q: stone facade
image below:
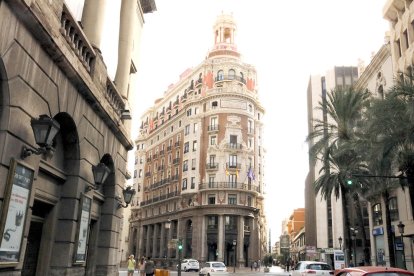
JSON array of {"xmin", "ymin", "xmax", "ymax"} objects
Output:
[{"xmin": 0, "ymin": 0, "xmax": 155, "ymax": 275}]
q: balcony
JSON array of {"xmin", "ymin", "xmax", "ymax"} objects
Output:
[
  {"xmin": 153, "ymin": 153, "xmax": 158, "ymax": 159},
  {"xmin": 160, "ymin": 150, "xmax": 165, "ymax": 156},
  {"xmin": 208, "ymin": 125, "xmax": 219, "ymax": 132},
  {"xmin": 206, "ymin": 163, "xmax": 219, "ymax": 170},
  {"xmin": 140, "ymin": 191, "xmax": 179, "ymax": 207},
  {"xmin": 146, "ymin": 157, "xmax": 152, "ymax": 162},
  {"xmin": 158, "ymin": 165, "xmax": 165, "ymax": 171},
  {"xmin": 199, "ymin": 182, "xmax": 260, "ymax": 192},
  {"xmin": 167, "ymin": 146, "xmax": 172, "ymax": 152},
  {"xmin": 171, "ymin": 175, "xmax": 179, "ymax": 182},
  {"xmin": 175, "ymin": 141, "xmax": 181, "ymax": 147},
  {"xmin": 145, "ymin": 172, "xmax": 152, "ymax": 177},
  {"xmin": 173, "ymin": 158, "xmax": 180, "ymax": 165},
  {"xmin": 226, "ymin": 163, "xmax": 241, "ymax": 169},
  {"xmin": 214, "ymin": 75, "xmax": 246, "ymax": 84},
  {"xmin": 225, "ymin": 143, "xmax": 243, "ymax": 150}
]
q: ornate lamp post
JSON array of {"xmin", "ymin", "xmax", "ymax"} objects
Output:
[
  {"xmin": 165, "ymin": 220, "xmax": 171, "ymax": 269},
  {"xmin": 397, "ymin": 221, "xmax": 407, "ymax": 270},
  {"xmin": 233, "ymin": 240, "xmax": 237, "ymax": 273},
  {"xmin": 338, "ymin": 236, "xmax": 343, "ymax": 250}
]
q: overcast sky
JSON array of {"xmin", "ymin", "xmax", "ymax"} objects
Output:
[{"xmin": 99, "ymin": 0, "xmax": 389, "ymax": 242}]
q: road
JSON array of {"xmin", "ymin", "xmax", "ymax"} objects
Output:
[{"xmin": 118, "ymin": 266, "xmax": 291, "ymax": 276}]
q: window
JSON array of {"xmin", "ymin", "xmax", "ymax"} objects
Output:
[
  {"xmin": 185, "ymin": 125, "xmax": 190, "ymax": 135},
  {"xmin": 193, "ymin": 140, "xmax": 197, "ymax": 151},
  {"xmin": 184, "ymin": 142, "xmax": 189, "ymax": 153},
  {"xmin": 209, "ymin": 155, "xmax": 216, "ymax": 168},
  {"xmin": 229, "ymin": 155, "xmax": 237, "ymax": 168},
  {"xmin": 134, "ymin": 170, "xmax": 137, "ymax": 178},
  {"xmin": 191, "ymin": 177, "xmax": 195, "ymax": 189},
  {"xmin": 193, "ymin": 123, "xmax": 198, "ymax": 133},
  {"xmin": 248, "ymin": 120, "xmax": 253, "ymax": 133},
  {"xmin": 135, "ymin": 157, "xmax": 138, "ymax": 164},
  {"xmin": 208, "ymin": 216, "xmax": 217, "ymax": 228},
  {"xmin": 182, "ymin": 178, "xmax": 187, "ymax": 190},
  {"xmin": 230, "ymin": 135, "xmax": 237, "ymax": 147},
  {"xmin": 210, "ymin": 135, "xmax": 217, "ymax": 146},
  {"xmin": 138, "ymin": 169, "xmax": 142, "ymax": 178},
  {"xmin": 209, "ymin": 176, "xmax": 215, "ymax": 188},
  {"xmin": 225, "ymin": 215, "xmax": 236, "ymax": 230},
  {"xmin": 228, "ymin": 69, "xmax": 235, "ymax": 79},
  {"xmin": 228, "ymin": 194, "xmax": 237, "ymax": 205},
  {"xmin": 373, "ymin": 203, "xmax": 383, "ymax": 226},
  {"xmin": 248, "ymin": 104, "xmax": 252, "ymax": 112},
  {"xmin": 217, "ymin": 70, "xmax": 224, "ymax": 81},
  {"xmin": 208, "ymin": 195, "xmax": 216, "ymax": 204},
  {"xmin": 247, "ymin": 196, "xmax": 252, "ymax": 207},
  {"xmin": 171, "ymin": 126, "xmax": 174, "ymax": 132},
  {"xmin": 179, "ymin": 120, "xmax": 182, "ymax": 127},
  {"xmin": 212, "ymin": 101, "xmax": 218, "ymax": 108},
  {"xmin": 183, "ymin": 160, "xmax": 188, "ymax": 172},
  {"xmin": 194, "ymin": 107, "xmax": 199, "ymax": 114},
  {"xmin": 187, "ymin": 109, "xmax": 192, "ymax": 116},
  {"xmin": 248, "ymin": 138, "xmax": 253, "ymax": 148},
  {"xmin": 388, "ymin": 197, "xmax": 399, "ymax": 222},
  {"xmin": 191, "ymin": 158, "xmax": 196, "ymax": 170},
  {"xmin": 228, "ymin": 174, "xmax": 237, "ymax": 187},
  {"xmin": 140, "ymin": 157, "xmax": 143, "ymax": 164}
]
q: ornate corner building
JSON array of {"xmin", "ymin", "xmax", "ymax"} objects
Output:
[{"xmin": 129, "ymin": 14, "xmax": 267, "ymax": 267}]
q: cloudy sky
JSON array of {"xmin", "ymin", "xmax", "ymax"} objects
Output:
[{"xmin": 98, "ymin": 0, "xmax": 389, "ymax": 242}]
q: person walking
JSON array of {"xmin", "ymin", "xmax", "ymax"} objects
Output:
[
  {"xmin": 127, "ymin": 254, "xmax": 136, "ymax": 276},
  {"xmin": 139, "ymin": 257, "xmax": 146, "ymax": 276},
  {"xmin": 145, "ymin": 256, "xmax": 155, "ymax": 276}
]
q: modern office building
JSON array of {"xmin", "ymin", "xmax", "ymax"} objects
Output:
[
  {"xmin": 129, "ymin": 13, "xmax": 267, "ymax": 267},
  {"xmin": 306, "ymin": 66, "xmax": 360, "ymax": 263},
  {"xmin": 0, "ymin": 0, "xmax": 155, "ymax": 275}
]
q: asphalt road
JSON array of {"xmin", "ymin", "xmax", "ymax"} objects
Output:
[{"xmin": 118, "ymin": 266, "xmax": 291, "ymax": 276}]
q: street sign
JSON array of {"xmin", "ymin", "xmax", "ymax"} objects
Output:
[{"xmin": 168, "ymin": 239, "xmax": 177, "ymax": 249}]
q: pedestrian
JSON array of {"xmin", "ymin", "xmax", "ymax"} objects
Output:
[
  {"xmin": 286, "ymin": 258, "xmax": 290, "ymax": 272},
  {"xmin": 127, "ymin": 254, "xmax": 136, "ymax": 276},
  {"xmin": 253, "ymin": 261, "xmax": 257, "ymax": 271},
  {"xmin": 251, "ymin": 261, "xmax": 253, "ymax": 271},
  {"xmin": 145, "ymin": 256, "xmax": 155, "ymax": 276},
  {"xmin": 258, "ymin": 260, "xmax": 261, "ymax": 271},
  {"xmin": 139, "ymin": 257, "xmax": 146, "ymax": 276}
]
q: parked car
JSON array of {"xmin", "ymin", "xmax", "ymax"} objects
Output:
[
  {"xmin": 334, "ymin": 266, "xmax": 414, "ymax": 276},
  {"xmin": 199, "ymin": 261, "xmax": 229, "ymax": 276},
  {"xmin": 291, "ymin": 261, "xmax": 333, "ymax": 276},
  {"xmin": 177, "ymin": 259, "xmax": 200, "ymax": 272}
]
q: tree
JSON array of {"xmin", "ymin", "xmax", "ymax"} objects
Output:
[{"xmin": 307, "ymin": 86, "xmax": 371, "ymax": 263}]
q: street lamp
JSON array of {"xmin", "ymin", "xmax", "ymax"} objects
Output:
[
  {"xmin": 397, "ymin": 221, "xmax": 407, "ymax": 270},
  {"xmin": 118, "ymin": 186, "xmax": 136, "ymax": 208},
  {"xmin": 351, "ymin": 230, "xmax": 357, "ymax": 266},
  {"xmin": 338, "ymin": 236, "xmax": 343, "ymax": 250},
  {"xmin": 165, "ymin": 220, "xmax": 171, "ymax": 269},
  {"xmin": 233, "ymin": 240, "xmax": 237, "ymax": 273},
  {"xmin": 21, "ymin": 114, "xmax": 60, "ymax": 159}
]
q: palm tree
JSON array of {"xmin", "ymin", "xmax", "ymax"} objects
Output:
[{"xmin": 307, "ymin": 86, "xmax": 371, "ymax": 263}]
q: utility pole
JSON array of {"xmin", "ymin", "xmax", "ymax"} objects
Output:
[{"xmin": 178, "ymin": 239, "xmax": 183, "ymax": 276}]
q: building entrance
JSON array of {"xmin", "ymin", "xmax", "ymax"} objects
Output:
[{"xmin": 21, "ymin": 221, "xmax": 43, "ymax": 276}]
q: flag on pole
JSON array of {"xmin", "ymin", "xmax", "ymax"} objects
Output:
[{"xmin": 247, "ymin": 167, "xmax": 255, "ymax": 180}]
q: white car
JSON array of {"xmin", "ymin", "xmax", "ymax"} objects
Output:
[
  {"xmin": 178, "ymin": 259, "xmax": 200, "ymax": 272},
  {"xmin": 291, "ymin": 261, "xmax": 333, "ymax": 276},
  {"xmin": 199, "ymin": 261, "xmax": 229, "ymax": 276}
]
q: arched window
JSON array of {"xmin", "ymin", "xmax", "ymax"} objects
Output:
[
  {"xmin": 217, "ymin": 70, "xmax": 224, "ymax": 81},
  {"xmin": 240, "ymin": 72, "xmax": 244, "ymax": 81},
  {"xmin": 388, "ymin": 197, "xmax": 399, "ymax": 221},
  {"xmin": 372, "ymin": 203, "xmax": 383, "ymax": 226},
  {"xmin": 211, "ymin": 101, "xmax": 218, "ymax": 108},
  {"xmin": 228, "ymin": 69, "xmax": 235, "ymax": 79}
]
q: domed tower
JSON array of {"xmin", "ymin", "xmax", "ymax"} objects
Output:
[{"xmin": 131, "ymin": 13, "xmax": 266, "ymax": 268}]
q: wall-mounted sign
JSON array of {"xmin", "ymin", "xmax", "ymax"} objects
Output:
[
  {"xmin": 0, "ymin": 159, "xmax": 34, "ymax": 264},
  {"xmin": 74, "ymin": 195, "xmax": 91, "ymax": 263},
  {"xmin": 372, "ymin": 227, "xmax": 384, "ymax": 236}
]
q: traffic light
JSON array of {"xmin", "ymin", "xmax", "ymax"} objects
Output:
[
  {"xmin": 178, "ymin": 240, "xmax": 183, "ymax": 251},
  {"xmin": 345, "ymin": 173, "xmax": 353, "ymax": 185}
]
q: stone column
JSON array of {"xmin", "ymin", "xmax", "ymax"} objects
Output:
[
  {"xmin": 152, "ymin": 224, "xmax": 159, "ymax": 257},
  {"xmin": 201, "ymin": 215, "xmax": 207, "ymax": 261},
  {"xmin": 167, "ymin": 223, "xmax": 173, "ymax": 258},
  {"xmin": 145, "ymin": 225, "xmax": 151, "ymax": 257},
  {"xmin": 138, "ymin": 224, "xmax": 144, "ymax": 258},
  {"xmin": 218, "ymin": 215, "xmax": 224, "ymax": 262},
  {"xmin": 238, "ymin": 216, "xmax": 245, "ymax": 266},
  {"xmin": 115, "ymin": 0, "xmax": 136, "ymax": 99},
  {"xmin": 160, "ymin": 223, "xmax": 166, "ymax": 258},
  {"xmin": 81, "ymin": 0, "xmax": 107, "ymax": 49}
]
